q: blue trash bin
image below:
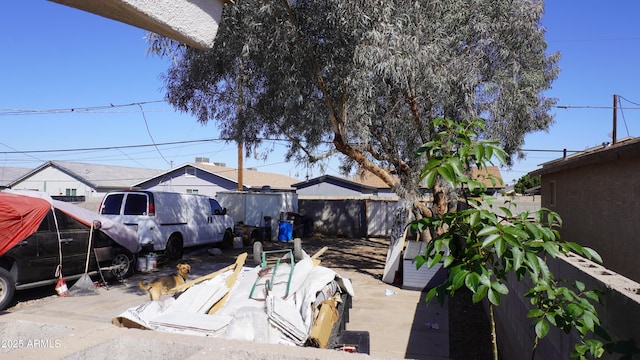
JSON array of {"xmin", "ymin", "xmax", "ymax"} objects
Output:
[{"xmin": 278, "ymin": 220, "xmax": 293, "ymax": 242}]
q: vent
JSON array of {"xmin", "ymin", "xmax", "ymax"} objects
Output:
[
  {"xmin": 195, "ymin": 157, "xmax": 209, "ymax": 163},
  {"xmin": 213, "ymin": 162, "xmax": 226, "ymax": 167}
]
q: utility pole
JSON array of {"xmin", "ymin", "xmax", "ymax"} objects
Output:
[{"xmin": 613, "ymin": 94, "xmax": 618, "ymax": 145}]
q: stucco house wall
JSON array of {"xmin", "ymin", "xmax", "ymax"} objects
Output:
[
  {"xmin": 11, "ymin": 165, "xmax": 98, "ymax": 197},
  {"xmin": 8, "ymin": 161, "xmax": 162, "ymax": 200}
]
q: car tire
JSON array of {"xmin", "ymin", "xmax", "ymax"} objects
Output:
[
  {"xmin": 0, "ymin": 267, "xmax": 16, "ymax": 311},
  {"xmin": 253, "ymin": 241, "xmax": 263, "ymax": 266},
  {"xmin": 109, "ymin": 248, "xmax": 134, "ymax": 279},
  {"xmin": 166, "ymin": 234, "xmax": 184, "ymax": 259}
]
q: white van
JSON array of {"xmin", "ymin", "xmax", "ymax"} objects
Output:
[{"xmin": 98, "ymin": 191, "xmax": 235, "ymax": 258}]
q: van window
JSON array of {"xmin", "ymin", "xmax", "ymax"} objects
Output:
[
  {"xmin": 101, "ymin": 193, "xmax": 124, "ymax": 215},
  {"xmin": 209, "ymin": 198, "xmax": 223, "ymax": 215},
  {"xmin": 124, "ymin": 194, "xmax": 148, "ymax": 215}
]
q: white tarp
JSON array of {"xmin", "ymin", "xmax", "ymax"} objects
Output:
[
  {"xmin": 2, "ymin": 189, "xmax": 140, "ymax": 253},
  {"xmin": 114, "ymin": 254, "xmax": 354, "ymax": 345}
]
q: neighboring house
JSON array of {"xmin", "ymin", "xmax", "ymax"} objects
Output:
[
  {"xmin": 293, "ymin": 174, "xmax": 396, "ymax": 198},
  {"xmin": 294, "ymin": 166, "xmax": 505, "ymax": 198},
  {"xmin": 293, "ymin": 166, "xmax": 505, "ymax": 238},
  {"xmin": 0, "ymin": 166, "xmax": 30, "ymax": 190},
  {"xmin": 133, "ymin": 159, "xmax": 300, "ymax": 198},
  {"xmin": 529, "ymin": 137, "xmax": 640, "ymax": 283},
  {"xmin": 7, "ymin": 161, "xmax": 162, "ymax": 200}
]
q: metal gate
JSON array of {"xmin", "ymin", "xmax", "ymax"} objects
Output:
[{"xmin": 366, "ymin": 199, "xmax": 398, "ymax": 237}]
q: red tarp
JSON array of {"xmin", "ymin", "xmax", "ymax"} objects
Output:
[
  {"xmin": 0, "ymin": 192, "xmax": 51, "ymax": 256},
  {"xmin": 0, "ymin": 190, "xmax": 140, "ymax": 256}
]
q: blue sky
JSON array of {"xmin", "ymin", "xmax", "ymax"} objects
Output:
[{"xmin": 1, "ymin": 1, "xmax": 639, "ymax": 185}]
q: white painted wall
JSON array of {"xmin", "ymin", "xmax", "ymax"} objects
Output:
[
  {"xmin": 50, "ymin": 0, "xmax": 225, "ymax": 49},
  {"xmin": 11, "ymin": 167, "xmax": 104, "ymax": 198}
]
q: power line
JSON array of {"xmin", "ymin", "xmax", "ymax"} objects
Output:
[
  {"xmin": 138, "ymin": 103, "xmax": 171, "ymax": 166},
  {"xmin": 0, "ymin": 100, "xmax": 167, "ymax": 116},
  {"xmin": 0, "ymin": 140, "xmax": 597, "ymax": 161},
  {"xmin": 520, "ymin": 148, "xmax": 582, "ymax": 153},
  {"xmin": 617, "ymin": 96, "xmax": 632, "ymax": 138},
  {"xmin": 0, "ymin": 138, "xmax": 223, "ymax": 154},
  {"xmin": 547, "ymin": 37, "xmax": 640, "ymax": 43},
  {"xmin": 554, "ymin": 104, "xmax": 640, "ymax": 110},
  {"xmin": 0, "ymin": 142, "xmax": 45, "ymax": 162},
  {"xmin": 3, "ymin": 99, "xmax": 640, "ymax": 117},
  {"xmin": 618, "ymin": 95, "xmax": 640, "ymax": 108}
]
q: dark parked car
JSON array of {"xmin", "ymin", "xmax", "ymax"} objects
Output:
[{"xmin": 0, "ymin": 191, "xmax": 140, "ymax": 310}]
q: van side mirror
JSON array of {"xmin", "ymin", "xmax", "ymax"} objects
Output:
[{"xmin": 222, "ymin": 208, "xmax": 227, "ymax": 215}]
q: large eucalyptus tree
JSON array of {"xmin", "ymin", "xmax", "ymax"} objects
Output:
[
  {"xmin": 147, "ymin": 4, "xmax": 640, "ymax": 357},
  {"xmin": 149, "ymin": 0, "xmax": 559, "ymax": 232}
]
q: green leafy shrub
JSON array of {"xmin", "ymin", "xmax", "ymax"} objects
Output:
[{"xmin": 412, "ymin": 117, "xmax": 634, "ymax": 359}]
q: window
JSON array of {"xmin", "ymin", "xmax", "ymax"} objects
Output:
[
  {"xmin": 54, "ymin": 209, "xmax": 85, "ymax": 230},
  {"xmin": 38, "ymin": 212, "xmax": 51, "ymax": 232},
  {"xmin": 124, "ymin": 194, "xmax": 148, "ymax": 215},
  {"xmin": 209, "ymin": 198, "xmax": 223, "ymax": 215},
  {"xmin": 186, "ymin": 189, "xmax": 199, "ymax": 194},
  {"xmin": 100, "ymin": 193, "xmax": 124, "ymax": 215},
  {"xmin": 65, "ymin": 188, "xmax": 77, "ymax": 196},
  {"xmin": 549, "ymin": 181, "xmax": 556, "ymax": 207}
]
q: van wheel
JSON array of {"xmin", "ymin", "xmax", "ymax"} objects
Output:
[
  {"xmin": 0, "ymin": 268, "xmax": 16, "ymax": 311},
  {"xmin": 166, "ymin": 235, "xmax": 184, "ymax": 259},
  {"xmin": 110, "ymin": 249, "xmax": 134, "ymax": 279},
  {"xmin": 223, "ymin": 229, "xmax": 234, "ymax": 249}
]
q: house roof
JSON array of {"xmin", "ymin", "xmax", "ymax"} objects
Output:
[
  {"xmin": 350, "ymin": 170, "xmax": 393, "ymax": 189},
  {"xmin": 195, "ymin": 162, "xmax": 300, "ymax": 190},
  {"xmin": 294, "ymin": 166, "xmax": 505, "ymax": 191},
  {"xmin": 8, "ymin": 161, "xmax": 163, "ymax": 190},
  {"xmin": 529, "ymin": 137, "xmax": 640, "ymax": 177},
  {"xmin": 353, "ymin": 166, "xmax": 505, "ymax": 189},
  {"xmin": 292, "ymin": 174, "xmax": 378, "ymax": 191},
  {"xmin": 134, "ymin": 162, "xmax": 301, "ymax": 190},
  {"xmin": 470, "ymin": 166, "xmax": 506, "ymax": 189},
  {"xmin": 0, "ymin": 167, "xmax": 31, "ymax": 187}
]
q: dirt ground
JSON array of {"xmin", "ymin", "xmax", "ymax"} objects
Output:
[
  {"xmin": 198, "ymin": 236, "xmax": 494, "ymax": 360},
  {"xmin": 6, "ymin": 235, "xmax": 493, "ymax": 359}
]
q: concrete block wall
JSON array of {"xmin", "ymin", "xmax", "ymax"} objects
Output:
[{"xmin": 493, "ymin": 253, "xmax": 640, "ymax": 360}]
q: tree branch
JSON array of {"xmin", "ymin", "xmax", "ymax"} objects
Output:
[{"xmin": 279, "ymin": 0, "xmax": 344, "ymax": 137}]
